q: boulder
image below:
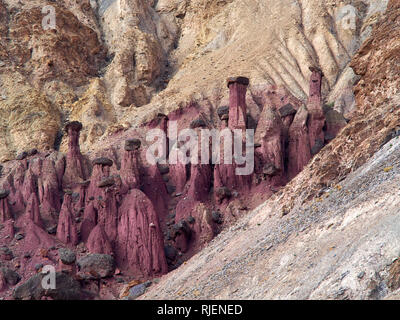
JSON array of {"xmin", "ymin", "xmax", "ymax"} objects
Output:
[
  {"xmin": 77, "ymin": 254, "xmax": 115, "ymax": 280},
  {"xmin": 13, "ymin": 272, "xmax": 86, "ymax": 300},
  {"xmin": 58, "ymin": 248, "xmax": 76, "ymax": 265}
]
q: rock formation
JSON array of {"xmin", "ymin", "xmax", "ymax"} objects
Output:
[
  {"xmin": 0, "ymin": 190, "xmax": 11, "ymax": 222},
  {"xmin": 120, "ymin": 139, "xmax": 141, "ymax": 190},
  {"xmin": 227, "ymin": 77, "xmax": 249, "ymax": 131},
  {"xmin": 80, "ymin": 202, "xmax": 98, "ymax": 243},
  {"xmin": 307, "ymin": 67, "xmax": 326, "ymax": 154},
  {"xmin": 63, "ymin": 121, "xmax": 86, "ymax": 189},
  {"xmin": 56, "ymin": 192, "xmax": 78, "ymax": 245},
  {"xmin": 23, "ymin": 193, "xmax": 42, "ymax": 228},
  {"xmin": 86, "ymin": 224, "xmax": 113, "ymax": 256},
  {"xmin": 287, "ymin": 105, "xmax": 312, "ymax": 180},
  {"xmin": 116, "ymin": 189, "xmax": 167, "ymax": 277}
]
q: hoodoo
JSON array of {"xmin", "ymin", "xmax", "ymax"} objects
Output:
[
  {"xmin": 307, "ymin": 67, "xmax": 326, "ymax": 154},
  {"xmin": 56, "ymin": 192, "xmax": 78, "ymax": 245},
  {"xmin": 227, "ymin": 76, "xmax": 249, "ymax": 131},
  {"xmin": 86, "ymin": 224, "xmax": 113, "ymax": 255},
  {"xmin": 23, "ymin": 193, "xmax": 42, "ymax": 228},
  {"xmin": 62, "ymin": 121, "xmax": 86, "ymax": 189},
  {"xmin": 87, "ymin": 157, "xmax": 113, "ymax": 201},
  {"xmin": 120, "ymin": 139, "xmax": 141, "ymax": 190},
  {"xmin": 0, "ymin": 189, "xmax": 11, "ymax": 222},
  {"xmin": 287, "ymin": 105, "xmax": 312, "ymax": 180},
  {"xmin": 116, "ymin": 189, "xmax": 167, "ymax": 277}
]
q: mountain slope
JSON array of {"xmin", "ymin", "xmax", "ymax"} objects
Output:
[{"xmin": 141, "ymin": 0, "xmax": 400, "ymax": 300}]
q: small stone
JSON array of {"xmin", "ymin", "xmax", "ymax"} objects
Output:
[
  {"xmin": 216, "ymin": 187, "xmax": 231, "ymax": 201},
  {"xmin": 212, "ymin": 211, "xmax": 223, "ymax": 224},
  {"xmin": 279, "ymin": 103, "xmax": 297, "ymax": 117},
  {"xmin": 164, "ymin": 245, "xmax": 177, "ymax": 262},
  {"xmin": 358, "ymin": 271, "xmax": 366, "ymax": 279},
  {"xmin": 158, "ymin": 164, "xmax": 170, "ymax": 175},
  {"xmin": 217, "ymin": 106, "xmax": 229, "ymax": 120},
  {"xmin": 226, "ymin": 76, "xmax": 250, "ymax": 88},
  {"xmin": 0, "ymin": 189, "xmax": 10, "ymax": 199},
  {"xmin": 187, "ymin": 216, "xmax": 195, "ymax": 224},
  {"xmin": 58, "ymin": 248, "xmax": 76, "ymax": 265},
  {"xmin": 65, "ymin": 121, "xmax": 83, "ymax": 133},
  {"xmin": 128, "ymin": 283, "xmax": 147, "ymax": 300},
  {"xmin": 263, "ymin": 163, "xmax": 278, "ymax": 176},
  {"xmin": 97, "ymin": 177, "xmax": 115, "ymax": 188},
  {"xmin": 1, "ymin": 268, "xmax": 21, "ymax": 286},
  {"xmin": 46, "ymin": 225, "xmax": 57, "ymax": 235},
  {"xmin": 16, "ymin": 151, "xmax": 28, "ymax": 160},
  {"xmin": 124, "ymin": 139, "xmax": 141, "ymax": 151},
  {"xmin": 92, "ymin": 157, "xmax": 113, "ymax": 167},
  {"xmin": 77, "ymin": 254, "xmax": 115, "ymax": 280},
  {"xmin": 14, "ymin": 233, "xmax": 24, "ymax": 241},
  {"xmin": 190, "ymin": 118, "xmax": 207, "ymax": 129},
  {"xmin": 27, "ymin": 149, "xmax": 38, "ymax": 156},
  {"xmin": 34, "ymin": 263, "xmax": 44, "ymax": 272},
  {"xmin": 166, "ymin": 184, "xmax": 176, "ymax": 195}
]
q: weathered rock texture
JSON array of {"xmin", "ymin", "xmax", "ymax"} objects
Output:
[{"xmin": 0, "ymin": 0, "xmax": 395, "ymax": 301}]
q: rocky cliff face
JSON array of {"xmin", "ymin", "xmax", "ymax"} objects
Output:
[{"xmin": 0, "ymin": 0, "xmax": 397, "ymax": 300}]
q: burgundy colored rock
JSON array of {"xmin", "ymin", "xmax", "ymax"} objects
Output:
[
  {"xmin": 8, "ymin": 163, "xmax": 27, "ymax": 214},
  {"xmin": 22, "ymin": 169, "xmax": 37, "ymax": 205},
  {"xmin": 227, "ymin": 76, "xmax": 249, "ymax": 130},
  {"xmin": 87, "ymin": 158, "xmax": 113, "ymax": 201},
  {"xmin": 120, "ymin": 140, "xmax": 141, "ymax": 190},
  {"xmin": 287, "ymin": 105, "xmax": 312, "ymax": 180},
  {"xmin": 62, "ymin": 121, "xmax": 86, "ymax": 189},
  {"xmin": 186, "ymin": 164, "xmax": 212, "ymax": 202},
  {"xmin": 307, "ymin": 67, "xmax": 326, "ymax": 151},
  {"xmin": 23, "ymin": 193, "xmax": 42, "ymax": 228},
  {"xmin": 80, "ymin": 201, "xmax": 98, "ymax": 242},
  {"xmin": 24, "ymin": 219, "xmax": 56, "ymax": 249},
  {"xmin": 0, "ymin": 190, "xmax": 11, "ymax": 222},
  {"xmin": 174, "ymin": 200, "xmax": 216, "ymax": 253},
  {"xmin": 38, "ymin": 158, "xmax": 62, "ymax": 226},
  {"xmin": 169, "ymin": 164, "xmax": 187, "ymax": 194},
  {"xmin": 76, "ymin": 180, "xmax": 89, "ymax": 212},
  {"xmin": 56, "ymin": 193, "xmax": 78, "ymax": 245},
  {"xmin": 141, "ymin": 165, "xmax": 168, "ymax": 221},
  {"xmin": 92, "ymin": 157, "xmax": 113, "ymax": 167},
  {"xmin": 148, "ymin": 113, "xmax": 169, "ymax": 160},
  {"xmin": 213, "ymin": 125, "xmax": 252, "ymax": 195},
  {"xmin": 86, "ymin": 224, "xmax": 113, "ymax": 255},
  {"xmin": 116, "ymin": 189, "xmax": 167, "ymax": 277},
  {"xmin": 2, "ymin": 220, "xmax": 14, "ymax": 241},
  {"xmin": 96, "ymin": 188, "xmax": 118, "ymax": 245}
]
